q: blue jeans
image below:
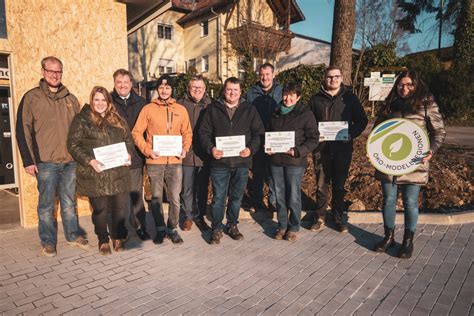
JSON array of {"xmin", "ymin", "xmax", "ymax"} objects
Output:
[
  {"xmin": 36, "ymin": 162, "xmax": 80, "ymax": 246},
  {"xmin": 210, "ymin": 167, "xmax": 249, "ymax": 230},
  {"xmin": 147, "ymin": 164, "xmax": 182, "ymax": 232},
  {"xmin": 381, "ymin": 182, "xmax": 421, "ymax": 232},
  {"xmin": 271, "ymin": 165, "xmax": 305, "ymax": 232}
]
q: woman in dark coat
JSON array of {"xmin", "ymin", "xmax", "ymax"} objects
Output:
[
  {"xmin": 267, "ymin": 81, "xmax": 319, "ymax": 241},
  {"xmin": 67, "ymin": 86, "xmax": 134, "ymax": 255},
  {"xmin": 373, "ymin": 71, "xmax": 446, "ymax": 258}
]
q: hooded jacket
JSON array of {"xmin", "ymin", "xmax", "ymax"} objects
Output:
[
  {"xmin": 16, "ymin": 79, "xmax": 80, "ymax": 166},
  {"xmin": 309, "ymin": 85, "xmax": 368, "ymax": 153},
  {"xmin": 246, "ymin": 82, "xmax": 283, "ymax": 130},
  {"xmin": 177, "ymin": 93, "xmax": 212, "ymax": 167},
  {"xmin": 131, "ymin": 97, "xmax": 192, "ymax": 165},
  {"xmin": 67, "ymin": 104, "xmax": 134, "ymax": 197},
  {"xmin": 373, "ymin": 97, "xmax": 446, "ymax": 185},
  {"xmin": 199, "ymin": 98, "xmax": 264, "ymax": 168},
  {"xmin": 111, "ymin": 89, "xmax": 147, "ymax": 169},
  {"xmin": 268, "ymin": 101, "xmax": 319, "ymax": 167}
]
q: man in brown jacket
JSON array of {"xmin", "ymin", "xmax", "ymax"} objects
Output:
[
  {"xmin": 16, "ymin": 56, "xmax": 89, "ymax": 257},
  {"xmin": 132, "ymin": 75, "xmax": 192, "ymax": 245}
]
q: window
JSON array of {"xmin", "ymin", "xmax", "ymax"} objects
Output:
[
  {"xmin": 188, "ymin": 59, "xmax": 196, "ymax": 73},
  {"xmin": 202, "ymin": 55, "xmax": 209, "ymax": 72},
  {"xmin": 158, "ymin": 66, "xmax": 165, "ymax": 74},
  {"xmin": 157, "ymin": 59, "xmax": 175, "ymax": 74},
  {"xmin": 0, "ymin": 0, "xmax": 6, "ymax": 38},
  {"xmin": 166, "ymin": 66, "xmax": 173, "ymax": 74},
  {"xmin": 201, "ymin": 20, "xmax": 208, "ymax": 37},
  {"xmin": 158, "ymin": 24, "xmax": 172, "ymax": 40}
]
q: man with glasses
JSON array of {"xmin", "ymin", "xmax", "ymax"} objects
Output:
[
  {"xmin": 16, "ymin": 56, "xmax": 89, "ymax": 257},
  {"xmin": 308, "ymin": 65, "xmax": 368, "ymax": 232},
  {"xmin": 177, "ymin": 75, "xmax": 212, "ymax": 231}
]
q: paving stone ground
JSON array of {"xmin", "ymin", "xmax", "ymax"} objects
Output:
[{"xmin": 0, "ymin": 213, "xmax": 472, "ymax": 315}]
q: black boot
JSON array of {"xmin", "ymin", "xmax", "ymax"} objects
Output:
[
  {"xmin": 398, "ymin": 230, "xmax": 414, "ymax": 259},
  {"xmin": 374, "ymin": 226, "xmax": 395, "ymax": 253}
]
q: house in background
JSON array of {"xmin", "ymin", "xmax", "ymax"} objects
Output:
[
  {"xmin": 276, "ymin": 33, "xmax": 331, "ymax": 72},
  {"xmin": 126, "ymin": 0, "xmax": 304, "ymax": 95}
]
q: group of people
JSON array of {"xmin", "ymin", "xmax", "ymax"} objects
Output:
[{"xmin": 16, "ymin": 56, "xmax": 445, "ymax": 260}]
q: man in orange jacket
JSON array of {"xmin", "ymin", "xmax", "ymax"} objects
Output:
[{"xmin": 132, "ymin": 75, "xmax": 192, "ymax": 244}]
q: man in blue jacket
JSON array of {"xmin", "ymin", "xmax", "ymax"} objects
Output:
[
  {"xmin": 111, "ymin": 69, "xmax": 149, "ymax": 241},
  {"xmin": 309, "ymin": 65, "xmax": 368, "ymax": 232},
  {"xmin": 246, "ymin": 63, "xmax": 282, "ymax": 213},
  {"xmin": 200, "ymin": 77, "xmax": 264, "ymax": 244}
]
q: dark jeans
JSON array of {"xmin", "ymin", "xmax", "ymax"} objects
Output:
[
  {"xmin": 381, "ymin": 182, "xmax": 421, "ymax": 232},
  {"xmin": 180, "ymin": 165, "xmax": 209, "ymax": 220},
  {"xmin": 210, "ymin": 167, "xmax": 249, "ymax": 230},
  {"xmin": 89, "ymin": 192, "xmax": 128, "ymax": 244},
  {"xmin": 314, "ymin": 150, "xmax": 352, "ymax": 217},
  {"xmin": 271, "ymin": 165, "xmax": 305, "ymax": 232},
  {"xmin": 251, "ymin": 151, "xmax": 275, "ymax": 206},
  {"xmin": 36, "ymin": 162, "xmax": 81, "ymax": 246},
  {"xmin": 147, "ymin": 164, "xmax": 182, "ymax": 233},
  {"xmin": 128, "ymin": 168, "xmax": 146, "ymax": 230}
]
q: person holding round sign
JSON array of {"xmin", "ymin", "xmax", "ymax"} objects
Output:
[
  {"xmin": 67, "ymin": 86, "xmax": 134, "ymax": 255},
  {"xmin": 266, "ymin": 81, "xmax": 319, "ymax": 241},
  {"xmin": 368, "ymin": 70, "xmax": 446, "ymax": 259}
]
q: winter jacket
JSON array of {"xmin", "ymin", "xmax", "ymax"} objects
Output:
[
  {"xmin": 309, "ymin": 85, "xmax": 368, "ymax": 153},
  {"xmin": 246, "ymin": 82, "xmax": 283, "ymax": 130},
  {"xmin": 268, "ymin": 101, "xmax": 319, "ymax": 167},
  {"xmin": 177, "ymin": 93, "xmax": 212, "ymax": 167},
  {"xmin": 131, "ymin": 97, "xmax": 192, "ymax": 165},
  {"xmin": 111, "ymin": 89, "xmax": 147, "ymax": 169},
  {"xmin": 199, "ymin": 99, "xmax": 265, "ymax": 168},
  {"xmin": 373, "ymin": 97, "xmax": 446, "ymax": 185},
  {"xmin": 67, "ymin": 105, "xmax": 134, "ymax": 197},
  {"xmin": 16, "ymin": 79, "xmax": 80, "ymax": 166}
]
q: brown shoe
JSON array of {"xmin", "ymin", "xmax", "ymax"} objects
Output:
[
  {"xmin": 112, "ymin": 239, "xmax": 125, "ymax": 252},
  {"xmin": 182, "ymin": 219, "xmax": 193, "ymax": 231},
  {"xmin": 274, "ymin": 229, "xmax": 285, "ymax": 240},
  {"xmin": 284, "ymin": 231, "xmax": 298, "ymax": 242},
  {"xmin": 99, "ymin": 243, "xmax": 111, "ymax": 255}
]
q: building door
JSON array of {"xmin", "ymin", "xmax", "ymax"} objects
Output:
[{"xmin": 0, "ymin": 86, "xmax": 15, "ymax": 187}]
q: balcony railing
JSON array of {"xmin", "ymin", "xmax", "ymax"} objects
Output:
[{"xmin": 227, "ymin": 22, "xmax": 294, "ymax": 58}]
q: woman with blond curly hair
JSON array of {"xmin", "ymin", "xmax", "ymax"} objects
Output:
[{"xmin": 67, "ymin": 86, "xmax": 134, "ymax": 255}]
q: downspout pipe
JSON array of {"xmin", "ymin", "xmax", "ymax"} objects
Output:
[{"xmin": 210, "ymin": 7, "xmax": 222, "ymax": 83}]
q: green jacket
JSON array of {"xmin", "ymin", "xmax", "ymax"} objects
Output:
[{"xmin": 67, "ymin": 104, "xmax": 133, "ymax": 197}]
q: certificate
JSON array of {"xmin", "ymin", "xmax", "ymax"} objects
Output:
[
  {"xmin": 153, "ymin": 135, "xmax": 182, "ymax": 156},
  {"xmin": 265, "ymin": 131, "xmax": 295, "ymax": 153},
  {"xmin": 93, "ymin": 142, "xmax": 129, "ymax": 171},
  {"xmin": 216, "ymin": 135, "xmax": 246, "ymax": 157},
  {"xmin": 319, "ymin": 121, "xmax": 349, "ymax": 141}
]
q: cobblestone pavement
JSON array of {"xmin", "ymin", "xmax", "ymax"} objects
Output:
[{"xmin": 0, "ymin": 215, "xmax": 472, "ymax": 315}]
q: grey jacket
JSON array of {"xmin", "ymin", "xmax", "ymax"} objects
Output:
[{"xmin": 373, "ymin": 98, "xmax": 446, "ymax": 185}]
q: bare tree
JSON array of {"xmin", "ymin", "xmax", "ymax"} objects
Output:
[{"xmin": 330, "ymin": 0, "xmax": 357, "ymax": 85}]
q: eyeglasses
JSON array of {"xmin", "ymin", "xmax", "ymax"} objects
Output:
[
  {"xmin": 43, "ymin": 68, "xmax": 63, "ymax": 76},
  {"xmin": 190, "ymin": 86, "xmax": 205, "ymax": 91},
  {"xmin": 397, "ymin": 83, "xmax": 414, "ymax": 89},
  {"xmin": 326, "ymin": 75, "xmax": 342, "ymax": 80}
]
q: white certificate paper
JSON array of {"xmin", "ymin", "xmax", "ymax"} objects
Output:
[
  {"xmin": 265, "ymin": 131, "xmax": 295, "ymax": 153},
  {"xmin": 216, "ymin": 135, "xmax": 246, "ymax": 157},
  {"xmin": 319, "ymin": 121, "xmax": 349, "ymax": 141},
  {"xmin": 93, "ymin": 142, "xmax": 129, "ymax": 171},
  {"xmin": 153, "ymin": 135, "xmax": 182, "ymax": 156}
]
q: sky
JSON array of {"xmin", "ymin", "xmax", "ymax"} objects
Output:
[{"xmin": 291, "ymin": 0, "xmax": 454, "ymax": 55}]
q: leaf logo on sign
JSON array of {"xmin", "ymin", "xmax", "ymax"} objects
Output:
[{"xmin": 389, "ymin": 137, "xmax": 403, "ymax": 157}]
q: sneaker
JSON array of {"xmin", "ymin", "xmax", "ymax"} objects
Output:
[
  {"xmin": 274, "ymin": 229, "xmax": 285, "ymax": 240},
  {"xmin": 99, "ymin": 243, "xmax": 112, "ymax": 255},
  {"xmin": 210, "ymin": 228, "xmax": 223, "ymax": 244},
  {"xmin": 225, "ymin": 224, "xmax": 244, "ymax": 241},
  {"xmin": 136, "ymin": 228, "xmax": 151, "ymax": 241},
  {"xmin": 284, "ymin": 231, "xmax": 298, "ymax": 242},
  {"xmin": 310, "ymin": 218, "xmax": 325, "ymax": 232},
  {"xmin": 194, "ymin": 217, "xmax": 210, "ymax": 231},
  {"xmin": 112, "ymin": 239, "xmax": 125, "ymax": 252},
  {"xmin": 153, "ymin": 231, "xmax": 167, "ymax": 245},
  {"xmin": 66, "ymin": 236, "xmax": 89, "ymax": 250},
  {"xmin": 41, "ymin": 245, "xmax": 57, "ymax": 257},
  {"xmin": 333, "ymin": 214, "xmax": 348, "ymax": 233},
  {"xmin": 168, "ymin": 230, "xmax": 184, "ymax": 244}
]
